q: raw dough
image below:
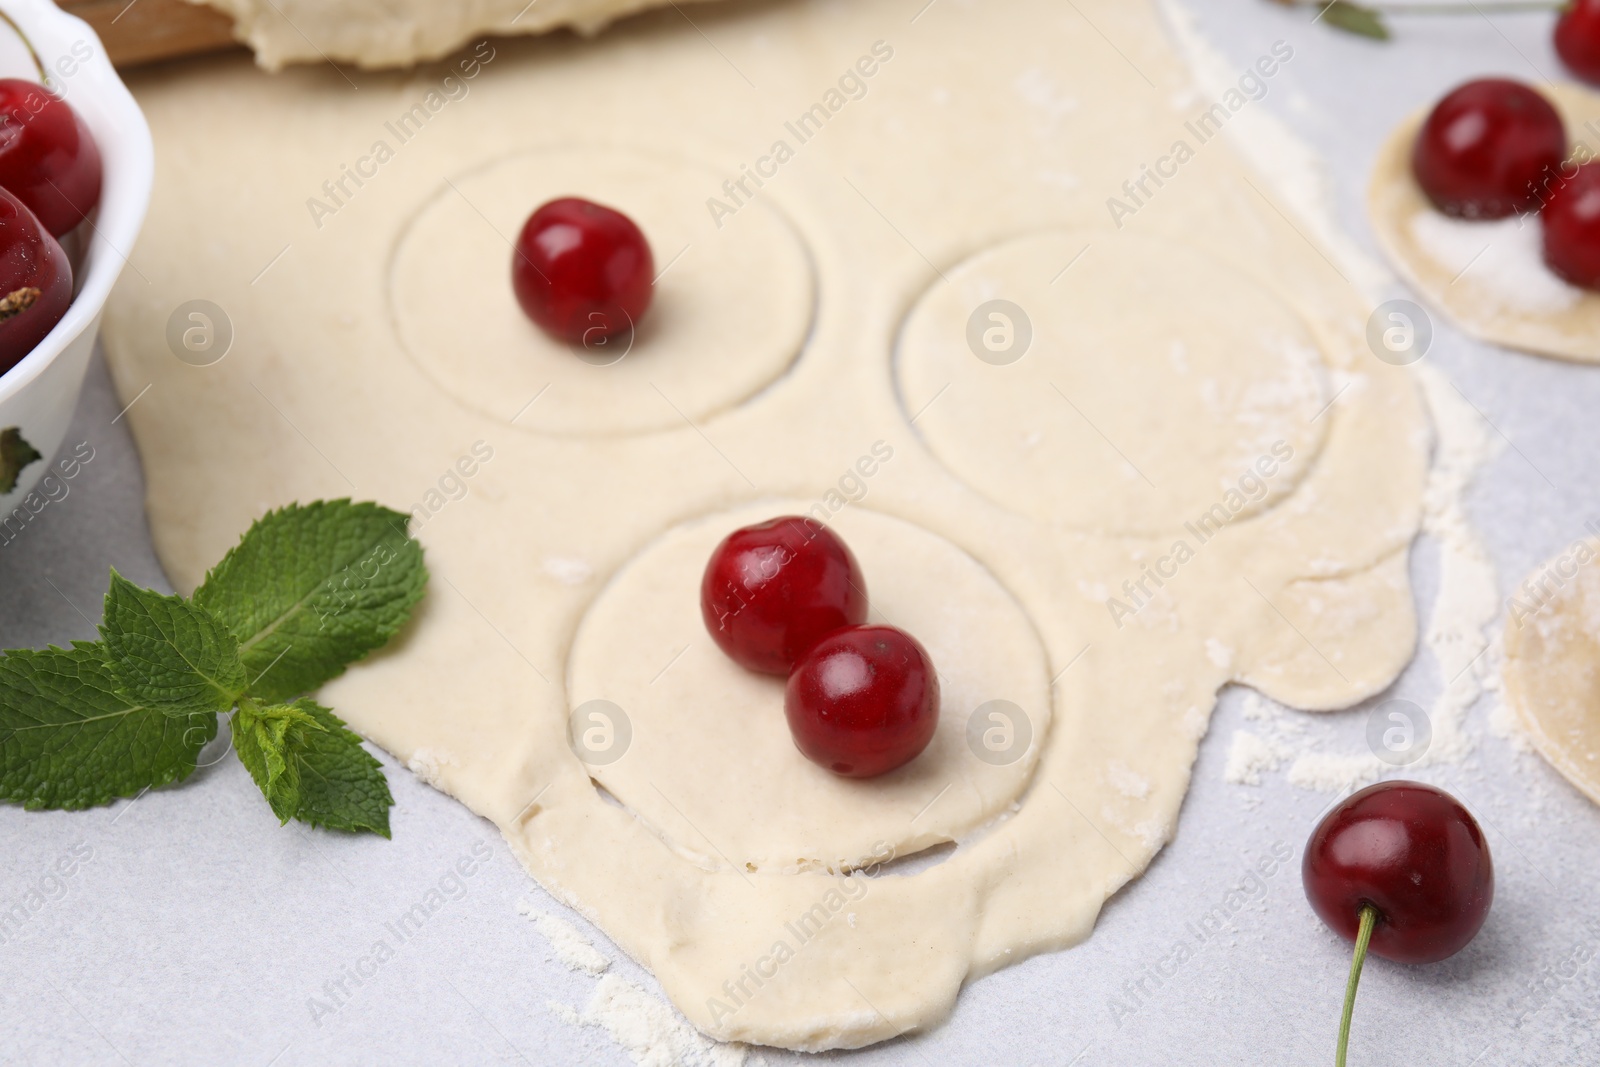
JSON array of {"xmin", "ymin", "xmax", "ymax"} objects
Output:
[
  {"xmin": 390, "ymin": 147, "xmax": 814, "ymax": 436},
  {"xmin": 102, "ymin": 0, "xmax": 1429, "ymax": 1050},
  {"xmin": 191, "ymin": 0, "xmax": 736, "ymax": 70},
  {"xmin": 1368, "ymin": 83, "xmax": 1600, "ymax": 363},
  {"xmin": 897, "ymin": 231, "xmax": 1329, "ymax": 534},
  {"xmin": 1502, "ymin": 540, "xmax": 1600, "ymax": 806},
  {"xmin": 568, "ymin": 500, "xmax": 1052, "ymax": 875}
]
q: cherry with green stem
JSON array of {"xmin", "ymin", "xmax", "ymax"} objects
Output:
[{"xmin": 1303, "ymin": 781, "xmax": 1494, "ymax": 1065}]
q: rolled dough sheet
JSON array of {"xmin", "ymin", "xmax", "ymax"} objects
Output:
[
  {"xmin": 191, "ymin": 0, "xmax": 738, "ymax": 70},
  {"xmin": 102, "ymin": 0, "xmax": 1428, "ymax": 1050},
  {"xmin": 1368, "ymin": 82, "xmax": 1600, "ymax": 364},
  {"xmin": 1503, "ymin": 540, "xmax": 1600, "ymax": 807}
]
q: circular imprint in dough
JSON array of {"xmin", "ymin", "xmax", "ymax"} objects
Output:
[
  {"xmin": 1502, "ymin": 541, "xmax": 1600, "ymax": 807},
  {"xmin": 1367, "ymin": 83, "xmax": 1600, "ymax": 364},
  {"xmin": 388, "ymin": 147, "xmax": 815, "ymax": 435},
  {"xmin": 566, "ymin": 501, "xmax": 1052, "ymax": 874},
  {"xmin": 896, "ymin": 231, "xmax": 1330, "ymax": 535}
]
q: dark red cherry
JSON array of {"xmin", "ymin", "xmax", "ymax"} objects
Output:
[
  {"xmin": 1556, "ymin": 0, "xmax": 1600, "ymax": 87},
  {"xmin": 0, "ymin": 187, "xmax": 72, "ymax": 375},
  {"xmin": 1411, "ymin": 79, "xmax": 1566, "ymax": 219},
  {"xmin": 0, "ymin": 79, "xmax": 102, "ymax": 237},
  {"xmin": 511, "ymin": 196, "xmax": 653, "ymax": 348},
  {"xmin": 784, "ymin": 625, "xmax": 939, "ymax": 778},
  {"xmin": 1303, "ymin": 780, "xmax": 1493, "ymax": 965},
  {"xmin": 701, "ymin": 516, "xmax": 867, "ymax": 675},
  {"xmin": 1543, "ymin": 161, "xmax": 1600, "ymax": 290}
]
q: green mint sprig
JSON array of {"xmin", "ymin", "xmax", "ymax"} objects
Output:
[{"xmin": 0, "ymin": 500, "xmax": 426, "ymax": 837}]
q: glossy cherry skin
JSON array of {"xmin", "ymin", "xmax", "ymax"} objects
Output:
[
  {"xmin": 1303, "ymin": 780, "xmax": 1493, "ymax": 965},
  {"xmin": 784, "ymin": 625, "xmax": 939, "ymax": 778},
  {"xmin": 0, "ymin": 79, "xmax": 102, "ymax": 236},
  {"xmin": 0, "ymin": 187, "xmax": 71, "ymax": 375},
  {"xmin": 701, "ymin": 516, "xmax": 867, "ymax": 675},
  {"xmin": 1556, "ymin": 0, "xmax": 1600, "ymax": 87},
  {"xmin": 511, "ymin": 196, "xmax": 653, "ymax": 347},
  {"xmin": 1543, "ymin": 161, "xmax": 1600, "ymax": 289},
  {"xmin": 1411, "ymin": 79, "xmax": 1566, "ymax": 219}
]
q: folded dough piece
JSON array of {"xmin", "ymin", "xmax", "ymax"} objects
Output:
[{"xmin": 189, "ymin": 0, "xmax": 734, "ymax": 69}]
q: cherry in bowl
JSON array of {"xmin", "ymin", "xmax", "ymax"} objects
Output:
[
  {"xmin": 512, "ymin": 196, "xmax": 653, "ymax": 348},
  {"xmin": 700, "ymin": 515, "xmax": 867, "ymax": 675},
  {"xmin": 0, "ymin": 187, "xmax": 72, "ymax": 375},
  {"xmin": 0, "ymin": 79, "xmax": 102, "ymax": 237},
  {"xmin": 1411, "ymin": 78, "xmax": 1565, "ymax": 219},
  {"xmin": 784, "ymin": 624, "xmax": 939, "ymax": 778}
]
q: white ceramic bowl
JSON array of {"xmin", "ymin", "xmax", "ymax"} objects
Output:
[{"xmin": 0, "ymin": 0, "xmax": 152, "ymax": 507}]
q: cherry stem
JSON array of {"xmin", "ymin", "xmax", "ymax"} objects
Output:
[{"xmin": 1336, "ymin": 904, "xmax": 1378, "ymax": 1067}]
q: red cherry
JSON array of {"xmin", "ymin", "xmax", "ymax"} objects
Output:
[
  {"xmin": 1411, "ymin": 79, "xmax": 1566, "ymax": 219},
  {"xmin": 1542, "ymin": 161, "xmax": 1600, "ymax": 290},
  {"xmin": 784, "ymin": 625, "xmax": 939, "ymax": 778},
  {"xmin": 511, "ymin": 196, "xmax": 653, "ymax": 347},
  {"xmin": 1303, "ymin": 781, "xmax": 1493, "ymax": 1065},
  {"xmin": 1556, "ymin": 0, "xmax": 1600, "ymax": 87},
  {"xmin": 0, "ymin": 79, "xmax": 102, "ymax": 237},
  {"xmin": 0, "ymin": 186, "xmax": 72, "ymax": 375},
  {"xmin": 1304, "ymin": 780, "xmax": 1493, "ymax": 964},
  {"xmin": 700, "ymin": 516, "xmax": 867, "ymax": 675}
]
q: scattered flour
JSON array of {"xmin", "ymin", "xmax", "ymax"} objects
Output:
[
  {"xmin": 405, "ymin": 748, "xmax": 456, "ymax": 785},
  {"xmin": 518, "ymin": 900, "xmax": 612, "ymax": 976},
  {"xmin": 522, "ymin": 899, "xmax": 751, "ymax": 1066},
  {"xmin": 1409, "ymin": 364, "xmax": 1504, "ymax": 770},
  {"xmin": 1408, "ymin": 212, "xmax": 1583, "ymax": 315},
  {"xmin": 1106, "ymin": 760, "xmax": 1152, "ymax": 799},
  {"xmin": 1223, "ymin": 730, "xmax": 1289, "ymax": 786},
  {"xmin": 551, "ymin": 973, "xmax": 750, "ymax": 1067},
  {"xmin": 1286, "ymin": 752, "xmax": 1383, "ymax": 793}
]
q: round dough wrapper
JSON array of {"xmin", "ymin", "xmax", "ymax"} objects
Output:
[
  {"xmin": 389, "ymin": 147, "xmax": 814, "ymax": 436},
  {"xmin": 567, "ymin": 501, "xmax": 1052, "ymax": 873},
  {"xmin": 1503, "ymin": 540, "xmax": 1600, "ymax": 806},
  {"xmin": 1368, "ymin": 83, "xmax": 1600, "ymax": 364},
  {"xmin": 896, "ymin": 232, "xmax": 1329, "ymax": 535}
]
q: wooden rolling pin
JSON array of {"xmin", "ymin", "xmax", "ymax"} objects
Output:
[{"xmin": 59, "ymin": 0, "xmax": 239, "ymax": 67}]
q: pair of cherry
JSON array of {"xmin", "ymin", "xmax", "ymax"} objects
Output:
[
  {"xmin": 698, "ymin": 516, "xmax": 940, "ymax": 778},
  {"xmin": 1412, "ymin": 77, "xmax": 1598, "ymax": 289},
  {"xmin": 0, "ymin": 79, "xmax": 102, "ymax": 375}
]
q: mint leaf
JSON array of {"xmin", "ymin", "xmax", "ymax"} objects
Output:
[
  {"xmin": 194, "ymin": 500, "xmax": 427, "ymax": 704},
  {"xmin": 286, "ymin": 699, "xmax": 392, "ymax": 837},
  {"xmin": 101, "ymin": 571, "xmax": 247, "ymax": 716},
  {"xmin": 231, "ymin": 698, "xmax": 325, "ymax": 824},
  {"xmin": 0, "ymin": 642, "xmax": 216, "ymax": 810},
  {"xmin": 1319, "ymin": 1, "xmax": 1388, "ymax": 40},
  {"xmin": 233, "ymin": 698, "xmax": 391, "ymax": 835},
  {"xmin": 0, "ymin": 427, "xmax": 41, "ymax": 494}
]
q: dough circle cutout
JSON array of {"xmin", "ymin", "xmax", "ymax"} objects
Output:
[
  {"xmin": 1368, "ymin": 83, "xmax": 1600, "ymax": 364},
  {"xmin": 1503, "ymin": 540, "xmax": 1600, "ymax": 806},
  {"xmin": 387, "ymin": 147, "xmax": 815, "ymax": 436},
  {"xmin": 895, "ymin": 232, "xmax": 1329, "ymax": 534},
  {"xmin": 566, "ymin": 501, "xmax": 1053, "ymax": 874}
]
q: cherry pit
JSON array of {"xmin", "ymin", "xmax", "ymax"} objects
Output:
[{"xmin": 701, "ymin": 516, "xmax": 941, "ymax": 778}]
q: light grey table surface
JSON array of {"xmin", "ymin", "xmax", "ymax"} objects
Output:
[{"xmin": 3, "ymin": 2, "xmax": 1599, "ymax": 1064}]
